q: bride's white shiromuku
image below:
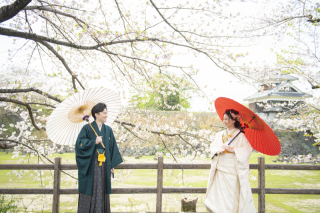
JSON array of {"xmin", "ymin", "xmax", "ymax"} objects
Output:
[{"xmin": 205, "ymin": 127, "xmax": 256, "ymax": 213}]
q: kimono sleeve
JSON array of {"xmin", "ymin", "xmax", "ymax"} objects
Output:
[
  {"xmin": 233, "ymin": 133, "xmax": 253, "ymax": 169},
  {"xmin": 75, "ymin": 125, "xmax": 95, "ymax": 175},
  {"xmin": 109, "ymin": 128, "xmax": 123, "ymax": 169},
  {"xmin": 210, "ymin": 132, "xmax": 222, "ymax": 159}
]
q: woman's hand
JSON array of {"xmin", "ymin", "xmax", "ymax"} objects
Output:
[
  {"xmin": 217, "ymin": 148, "xmax": 225, "ymax": 154},
  {"xmin": 221, "ymin": 144, "xmax": 228, "ymax": 149},
  {"xmin": 221, "ymin": 144, "xmax": 234, "ymax": 152},
  {"xmin": 111, "ymin": 168, "xmax": 114, "ymax": 173}
]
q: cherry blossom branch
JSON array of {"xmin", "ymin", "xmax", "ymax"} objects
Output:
[
  {"xmin": 35, "ymin": 1, "xmax": 89, "ymax": 12},
  {"xmin": 0, "ymin": 26, "xmax": 161, "ymax": 50},
  {"xmin": 120, "ymin": 124, "xmax": 148, "ymax": 142},
  {"xmin": 0, "ymin": 0, "xmax": 31, "ymax": 23},
  {"xmin": 114, "ymin": 0, "xmax": 132, "ymax": 30},
  {"xmin": 178, "ymin": 135, "xmax": 197, "ymax": 160},
  {"xmin": 0, "ymin": 139, "xmax": 47, "ymax": 163},
  {"xmin": 307, "ymin": 18, "xmax": 320, "ymax": 23},
  {"xmin": 114, "ymin": 119, "xmax": 211, "ymax": 143},
  {"xmin": 0, "ymin": 97, "xmax": 49, "ymax": 131},
  {"xmin": 247, "ymin": 15, "xmax": 311, "ymax": 32},
  {"xmin": 0, "ymin": 25, "xmax": 242, "ymax": 69},
  {"xmin": 0, "ymin": 138, "xmax": 77, "ymax": 180},
  {"xmin": 0, "ymin": 26, "xmax": 103, "ymax": 49},
  {"xmin": 0, "ymin": 141, "xmax": 16, "ymax": 149},
  {"xmin": 158, "ymin": 134, "xmax": 178, "ymax": 163}
]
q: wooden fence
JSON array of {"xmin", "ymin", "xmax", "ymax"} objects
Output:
[{"xmin": 1, "ymin": 156, "xmax": 320, "ymax": 213}]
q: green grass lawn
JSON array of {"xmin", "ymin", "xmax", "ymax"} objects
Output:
[{"xmin": 0, "ymin": 152, "xmax": 320, "ymax": 212}]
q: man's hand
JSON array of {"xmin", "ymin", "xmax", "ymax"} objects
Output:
[
  {"xmin": 111, "ymin": 168, "xmax": 114, "ymax": 173},
  {"xmin": 96, "ymin": 136, "xmax": 103, "ymax": 144}
]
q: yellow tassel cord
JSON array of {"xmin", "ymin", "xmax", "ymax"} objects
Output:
[
  {"xmin": 224, "ymin": 147, "xmax": 234, "ymax": 153},
  {"xmin": 97, "ymin": 151, "xmax": 106, "ymax": 166},
  {"xmin": 222, "ymin": 130, "xmax": 236, "ymax": 154}
]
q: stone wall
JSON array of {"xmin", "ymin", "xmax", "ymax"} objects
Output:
[{"xmin": 275, "ymin": 131, "xmax": 320, "ymax": 157}]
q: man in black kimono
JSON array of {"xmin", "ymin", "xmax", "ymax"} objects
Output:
[{"xmin": 75, "ymin": 102, "xmax": 123, "ymax": 213}]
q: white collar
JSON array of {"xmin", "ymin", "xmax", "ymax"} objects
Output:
[{"xmin": 227, "ymin": 128, "xmax": 236, "ymax": 134}]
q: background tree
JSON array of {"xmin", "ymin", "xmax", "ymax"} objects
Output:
[
  {"xmin": 130, "ymin": 74, "xmax": 192, "ymax": 111},
  {"xmin": 242, "ymin": 0, "xmax": 320, "ymax": 142},
  {"xmin": 0, "ymin": 0, "xmax": 257, "ymax": 152},
  {"xmin": 3, "ymin": 0, "xmax": 320, "ymax": 210}
]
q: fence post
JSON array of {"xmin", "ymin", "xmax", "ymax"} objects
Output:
[
  {"xmin": 258, "ymin": 156, "xmax": 265, "ymax": 213},
  {"xmin": 53, "ymin": 157, "xmax": 61, "ymax": 213},
  {"xmin": 156, "ymin": 156, "xmax": 163, "ymax": 213}
]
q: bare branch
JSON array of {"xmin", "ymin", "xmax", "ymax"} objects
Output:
[
  {"xmin": 149, "ymin": 0, "xmax": 191, "ymax": 45},
  {"xmin": 37, "ymin": 40, "xmax": 85, "ymax": 90},
  {"xmin": 24, "ymin": 6, "xmax": 86, "ymax": 25},
  {"xmin": 25, "ymin": 45, "xmax": 36, "ymax": 71},
  {"xmin": 0, "ymin": 88, "xmax": 62, "ymax": 103}
]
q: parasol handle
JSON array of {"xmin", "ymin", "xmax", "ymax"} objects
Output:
[
  {"xmin": 227, "ymin": 126, "xmax": 246, "ymax": 146},
  {"xmin": 212, "ymin": 126, "xmax": 247, "ymax": 158},
  {"xmin": 227, "ymin": 131, "xmax": 242, "ymax": 146},
  {"xmin": 248, "ymin": 115, "xmax": 256, "ymax": 124},
  {"xmin": 83, "ymin": 117, "xmax": 125, "ymax": 162},
  {"xmin": 82, "ymin": 115, "xmax": 125, "ymax": 163},
  {"xmin": 84, "ymin": 119, "xmax": 106, "ymax": 149}
]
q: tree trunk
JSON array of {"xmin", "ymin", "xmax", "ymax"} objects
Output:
[{"xmin": 181, "ymin": 197, "xmax": 198, "ymax": 212}]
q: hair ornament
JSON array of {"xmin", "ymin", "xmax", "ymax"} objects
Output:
[{"xmin": 231, "ymin": 112, "xmax": 240, "ymax": 121}]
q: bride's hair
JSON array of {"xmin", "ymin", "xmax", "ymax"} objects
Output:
[{"xmin": 224, "ymin": 109, "xmax": 241, "ymax": 129}]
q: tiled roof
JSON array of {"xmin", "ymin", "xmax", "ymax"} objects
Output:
[
  {"xmin": 244, "ymin": 91, "xmax": 311, "ymax": 101},
  {"xmin": 266, "ymin": 74, "xmax": 299, "ymax": 82},
  {"xmin": 244, "ymin": 79, "xmax": 312, "ymax": 101}
]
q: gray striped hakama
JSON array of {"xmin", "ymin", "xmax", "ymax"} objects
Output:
[{"xmin": 78, "ymin": 152, "xmax": 111, "ymax": 213}]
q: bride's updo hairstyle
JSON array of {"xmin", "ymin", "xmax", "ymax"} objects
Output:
[{"xmin": 224, "ymin": 109, "xmax": 241, "ymax": 129}]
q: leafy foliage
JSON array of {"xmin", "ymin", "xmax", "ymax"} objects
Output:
[
  {"xmin": 0, "ymin": 195, "xmax": 19, "ymax": 213},
  {"xmin": 130, "ymin": 75, "xmax": 192, "ymax": 111}
]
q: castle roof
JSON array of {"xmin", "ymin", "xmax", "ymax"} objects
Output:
[
  {"xmin": 244, "ymin": 79, "xmax": 312, "ymax": 102},
  {"xmin": 265, "ymin": 74, "xmax": 299, "ymax": 82}
]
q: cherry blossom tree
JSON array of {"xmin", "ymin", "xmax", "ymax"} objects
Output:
[
  {"xmin": 243, "ymin": 0, "xmax": 320, "ymax": 143},
  {"xmin": 3, "ymin": 0, "xmax": 312, "ymax": 210},
  {"xmin": 0, "ymin": 0, "xmax": 258, "ymax": 151}
]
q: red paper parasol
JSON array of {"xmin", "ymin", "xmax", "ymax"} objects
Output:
[{"xmin": 215, "ymin": 97, "xmax": 281, "ymax": 156}]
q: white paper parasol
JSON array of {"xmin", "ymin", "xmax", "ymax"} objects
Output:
[{"xmin": 46, "ymin": 88, "xmax": 121, "ymax": 146}]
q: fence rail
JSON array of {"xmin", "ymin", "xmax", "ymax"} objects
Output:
[{"xmin": 0, "ymin": 156, "xmax": 320, "ymax": 213}]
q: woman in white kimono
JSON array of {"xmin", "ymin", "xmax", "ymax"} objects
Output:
[{"xmin": 205, "ymin": 109, "xmax": 256, "ymax": 213}]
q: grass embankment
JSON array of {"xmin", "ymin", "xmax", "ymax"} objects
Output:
[{"xmin": 0, "ymin": 152, "xmax": 319, "ymax": 212}]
